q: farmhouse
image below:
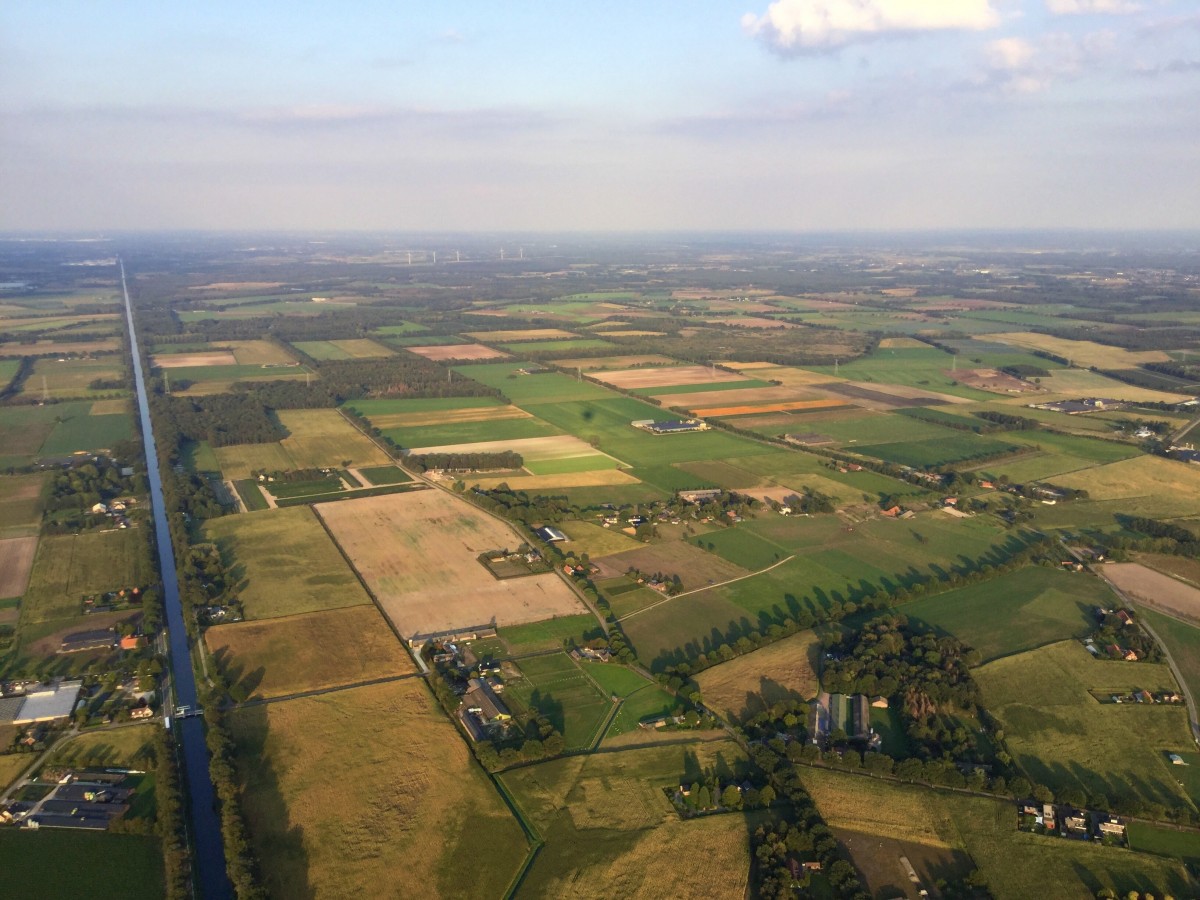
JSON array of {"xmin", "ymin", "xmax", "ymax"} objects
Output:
[{"xmin": 463, "ymin": 678, "xmax": 511, "ymax": 727}]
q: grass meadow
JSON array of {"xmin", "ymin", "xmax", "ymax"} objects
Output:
[
  {"xmin": 23, "ymin": 528, "xmax": 154, "ymax": 624},
  {"xmin": 0, "ymin": 830, "xmax": 164, "ymax": 900},
  {"xmin": 694, "ymin": 629, "xmax": 820, "ymax": 721},
  {"xmin": 506, "ymin": 652, "xmax": 613, "ymax": 750}
]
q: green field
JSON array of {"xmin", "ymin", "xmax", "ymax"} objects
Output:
[
  {"xmin": 39, "ymin": 412, "xmax": 133, "ymax": 457},
  {"xmin": 19, "ymin": 356, "xmax": 125, "ymax": 400},
  {"xmin": 371, "ymin": 321, "xmax": 428, "ymax": 335},
  {"xmin": 23, "ymin": 528, "xmax": 154, "ymax": 624},
  {"xmin": 0, "ymin": 358, "xmax": 19, "ymax": 391},
  {"xmin": 0, "ymin": 830, "xmax": 164, "ymax": 900},
  {"xmin": 1139, "ymin": 608, "xmax": 1200, "ymax": 708},
  {"xmin": 492, "ymin": 614, "xmax": 603, "ymax": 654},
  {"xmin": 181, "ymin": 439, "xmax": 221, "ymax": 473},
  {"xmin": 356, "ymin": 465, "xmax": 412, "ymax": 485},
  {"xmin": 232, "ymin": 479, "xmax": 269, "ymax": 511},
  {"xmin": 500, "ymin": 338, "xmax": 615, "ymax": 353},
  {"xmin": 0, "ymin": 473, "xmax": 46, "ymax": 539},
  {"xmin": 558, "ymin": 520, "xmax": 643, "ymax": 557},
  {"xmin": 1128, "ymin": 822, "xmax": 1200, "ymax": 865},
  {"xmin": 604, "ymin": 683, "xmax": 680, "ymax": 739},
  {"xmin": 499, "ymin": 739, "xmax": 759, "ymax": 898},
  {"xmin": 976, "ymin": 640, "xmax": 1194, "ymax": 809},
  {"xmin": 47, "ymin": 723, "xmax": 157, "ymax": 768},
  {"xmin": 804, "ymin": 347, "xmax": 997, "ymax": 400},
  {"xmin": 901, "ymin": 566, "xmax": 1112, "ymax": 661},
  {"xmin": 385, "ymin": 414, "xmax": 562, "ymax": 450},
  {"xmin": 0, "ymin": 401, "xmax": 130, "ymax": 467},
  {"xmin": 854, "ymin": 434, "xmax": 1023, "ymax": 468},
  {"xmin": 580, "ymin": 662, "xmax": 655, "ymax": 697},
  {"xmin": 202, "ymin": 506, "xmax": 372, "ymax": 619},
  {"xmin": 452, "ymin": 362, "xmax": 617, "ymax": 405},
  {"xmin": 799, "ymin": 766, "xmax": 1191, "ymax": 899},
  {"xmin": 344, "ymin": 395, "xmax": 506, "ymax": 417},
  {"xmin": 506, "ymin": 652, "xmax": 612, "ymax": 749}
]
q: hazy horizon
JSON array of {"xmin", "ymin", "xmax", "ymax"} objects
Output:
[{"xmin": 3, "ymin": 1, "xmax": 1199, "ymax": 233}]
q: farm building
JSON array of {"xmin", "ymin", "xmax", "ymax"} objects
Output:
[
  {"xmin": 59, "ymin": 630, "xmax": 116, "ymax": 654},
  {"xmin": 1029, "ymin": 398, "xmax": 1123, "ymax": 415},
  {"xmin": 464, "ymin": 678, "xmax": 511, "ymax": 726},
  {"xmin": 678, "ymin": 488, "xmax": 723, "ymax": 503},
  {"xmin": 632, "ymin": 418, "xmax": 710, "ymax": 435},
  {"xmin": 12, "ymin": 680, "xmax": 83, "ymax": 724},
  {"xmin": 535, "ymin": 525, "xmax": 568, "ymax": 543}
]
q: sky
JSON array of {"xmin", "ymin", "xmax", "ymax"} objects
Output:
[{"xmin": 1, "ymin": 0, "xmax": 1198, "ymax": 233}]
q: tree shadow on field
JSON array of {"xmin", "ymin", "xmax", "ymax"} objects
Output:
[
  {"xmin": 528, "ymin": 688, "xmax": 565, "ymax": 735},
  {"xmin": 233, "ymin": 704, "xmax": 314, "ymax": 900}
]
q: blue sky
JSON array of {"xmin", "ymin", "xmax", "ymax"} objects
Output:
[{"xmin": 2, "ymin": 1, "xmax": 1198, "ymax": 231}]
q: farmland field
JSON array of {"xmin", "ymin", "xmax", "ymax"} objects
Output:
[
  {"xmin": 505, "ymin": 652, "xmax": 612, "ymax": 749},
  {"xmin": 1137, "ymin": 610, "xmax": 1200, "ymax": 709},
  {"xmin": 694, "ymin": 629, "xmax": 820, "ymax": 720},
  {"xmin": 407, "ymin": 342, "xmax": 509, "ymax": 360},
  {"xmin": 975, "ymin": 640, "xmax": 1193, "ymax": 809},
  {"xmin": 316, "ymin": 491, "xmax": 585, "ymax": 639},
  {"xmin": 987, "ymin": 332, "xmax": 1171, "ymax": 368},
  {"xmin": 206, "ymin": 605, "xmax": 416, "ymax": 699},
  {"xmin": 901, "ymin": 566, "xmax": 1110, "ymax": 661},
  {"xmin": 501, "ymin": 338, "xmax": 614, "ymax": 353},
  {"xmin": 799, "ymin": 766, "xmax": 1190, "ymax": 899},
  {"xmin": 0, "ymin": 473, "xmax": 46, "ymax": 539},
  {"xmin": 493, "ymin": 613, "xmax": 603, "ymax": 654},
  {"xmin": 558, "ymin": 520, "xmax": 644, "ymax": 557},
  {"xmin": 230, "ymin": 679, "xmax": 528, "ymax": 899},
  {"xmin": 38, "ymin": 410, "xmax": 132, "ymax": 457},
  {"xmin": 1052, "ymin": 455, "xmax": 1200, "ymax": 516},
  {"xmin": 465, "ymin": 327, "xmax": 579, "ymax": 342},
  {"xmin": 18, "ymin": 356, "xmax": 125, "ymax": 400},
  {"xmin": 453, "ymin": 362, "xmax": 616, "ymax": 404},
  {"xmin": 290, "ymin": 338, "xmax": 393, "ymax": 359},
  {"xmin": 22, "ymin": 529, "xmax": 153, "ymax": 624},
  {"xmin": 603, "ymin": 684, "xmax": 680, "ymax": 738},
  {"xmin": 0, "ymin": 537, "xmax": 38, "ymax": 599},
  {"xmin": 591, "ymin": 365, "xmax": 749, "ymax": 390},
  {"xmin": 202, "ymin": 506, "xmax": 371, "ymax": 619},
  {"xmin": 358, "ymin": 402, "xmax": 532, "ymax": 431},
  {"xmin": 0, "ymin": 830, "xmax": 164, "ymax": 900},
  {"xmin": 500, "ymin": 740, "xmax": 758, "ymax": 899},
  {"xmin": 47, "ymin": 723, "xmax": 156, "ymax": 769},
  {"xmin": 1101, "ymin": 563, "xmax": 1200, "ymax": 623},
  {"xmin": 389, "ymin": 414, "xmax": 563, "ymax": 449},
  {"xmin": 594, "ymin": 539, "xmax": 752, "ymax": 592},
  {"xmin": 213, "ymin": 409, "xmax": 390, "ymax": 479},
  {"xmin": 152, "ymin": 349, "xmax": 238, "ymax": 367}
]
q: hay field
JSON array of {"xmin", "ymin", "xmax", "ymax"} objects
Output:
[
  {"xmin": 366, "ymin": 403, "xmax": 532, "ymax": 430},
  {"xmin": 317, "ymin": 491, "xmax": 585, "ymax": 639},
  {"xmin": 228, "ymin": 339, "xmax": 296, "ymax": 365},
  {"xmin": 0, "ymin": 339, "xmax": 121, "ymax": 356},
  {"xmin": 1032, "ymin": 367, "xmax": 1189, "ymax": 402},
  {"xmin": 501, "ymin": 740, "xmax": 755, "ymax": 900},
  {"xmin": 592, "ymin": 365, "xmax": 748, "ymax": 390},
  {"xmin": 202, "ymin": 506, "xmax": 371, "ymax": 619},
  {"xmin": 152, "ymin": 350, "xmax": 237, "ymax": 368},
  {"xmin": 988, "ymin": 332, "xmax": 1170, "ymax": 368},
  {"xmin": 291, "ymin": 338, "xmax": 394, "ymax": 359},
  {"xmin": 89, "ymin": 398, "xmax": 129, "ymax": 415},
  {"xmin": 206, "ymin": 605, "xmax": 416, "ymax": 699},
  {"xmin": 694, "ymin": 630, "xmax": 820, "ymax": 721},
  {"xmin": 214, "ymin": 410, "xmax": 390, "ymax": 479},
  {"xmin": 1052, "ymin": 456, "xmax": 1200, "ymax": 516},
  {"xmin": 47, "ymin": 724, "xmax": 156, "ymax": 769},
  {"xmin": 465, "ymin": 328, "xmax": 577, "ymax": 341},
  {"xmin": 1102, "ymin": 563, "xmax": 1200, "ymax": 623},
  {"xmin": 466, "ymin": 469, "xmax": 642, "ymax": 490},
  {"xmin": 230, "ymin": 680, "xmax": 527, "ymax": 899},
  {"xmin": 594, "ymin": 539, "xmax": 751, "ymax": 592},
  {"xmin": 693, "ymin": 398, "xmax": 846, "ymax": 417},
  {"xmin": 556, "ymin": 354, "xmax": 677, "ymax": 370},
  {"xmin": 407, "ymin": 343, "xmax": 509, "ymax": 361},
  {"xmin": 19, "ymin": 357, "xmax": 124, "ymax": 400},
  {"xmin": 0, "ymin": 537, "xmax": 37, "ymax": 599},
  {"xmin": 976, "ymin": 640, "xmax": 1192, "ymax": 809},
  {"xmin": 23, "ymin": 529, "xmax": 153, "ymax": 624},
  {"xmin": 0, "ymin": 473, "xmax": 45, "ymax": 539},
  {"xmin": 409, "ymin": 433, "xmax": 621, "ymax": 467}
]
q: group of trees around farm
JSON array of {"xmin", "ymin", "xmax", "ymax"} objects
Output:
[
  {"xmin": 1103, "ymin": 516, "xmax": 1200, "ymax": 560},
  {"xmin": 402, "ymin": 450, "xmax": 522, "ymax": 473}
]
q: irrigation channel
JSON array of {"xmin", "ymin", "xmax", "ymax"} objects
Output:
[{"xmin": 121, "ymin": 260, "xmax": 232, "ymax": 898}]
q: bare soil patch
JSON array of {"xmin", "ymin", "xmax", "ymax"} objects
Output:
[
  {"xmin": 1102, "ymin": 563, "xmax": 1200, "ymax": 624},
  {"xmin": 152, "ymin": 350, "xmax": 238, "ymax": 368},
  {"xmin": 0, "ymin": 537, "xmax": 37, "ymax": 598},
  {"xmin": 949, "ymin": 368, "xmax": 1039, "ymax": 394},
  {"xmin": 317, "ymin": 491, "xmax": 586, "ymax": 640},
  {"xmin": 407, "ymin": 343, "xmax": 510, "ymax": 361},
  {"xmin": 592, "ymin": 365, "xmax": 749, "ymax": 390}
]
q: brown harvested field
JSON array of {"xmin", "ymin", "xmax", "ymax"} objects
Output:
[
  {"xmin": 409, "ymin": 434, "xmax": 612, "ymax": 464},
  {"xmin": 949, "ymin": 368, "xmax": 1039, "ymax": 393},
  {"xmin": 317, "ymin": 491, "xmax": 586, "ymax": 640},
  {"xmin": 592, "ymin": 365, "xmax": 749, "ymax": 390},
  {"xmin": 592, "ymin": 540, "xmax": 751, "ymax": 592},
  {"xmin": 0, "ymin": 537, "xmax": 38, "ymax": 598},
  {"xmin": 655, "ymin": 385, "xmax": 810, "ymax": 408},
  {"xmin": 720, "ymin": 412, "xmax": 800, "ymax": 431},
  {"xmin": 189, "ymin": 281, "xmax": 284, "ymax": 291},
  {"xmin": 0, "ymin": 473, "xmax": 45, "ymax": 539},
  {"xmin": 228, "ymin": 339, "xmax": 297, "ymax": 365},
  {"xmin": 691, "ymin": 399, "xmax": 846, "ymax": 418},
  {"xmin": 836, "ymin": 829, "xmax": 976, "ymax": 900},
  {"xmin": 205, "ymin": 605, "xmax": 416, "ymax": 699},
  {"xmin": 0, "ymin": 339, "xmax": 120, "ymax": 356},
  {"xmin": 406, "ymin": 343, "xmax": 509, "ymax": 361},
  {"xmin": 722, "ymin": 363, "xmax": 847, "ymax": 388},
  {"xmin": 367, "ymin": 404, "xmax": 532, "ymax": 430},
  {"xmin": 877, "ymin": 336, "xmax": 929, "ymax": 347},
  {"xmin": 1101, "ymin": 563, "xmax": 1200, "ymax": 624},
  {"xmin": 556, "ymin": 354, "xmax": 677, "ymax": 370},
  {"xmin": 465, "ymin": 328, "xmax": 578, "ymax": 342},
  {"xmin": 694, "ymin": 630, "xmax": 820, "ymax": 720},
  {"xmin": 702, "ymin": 316, "xmax": 798, "ymax": 328},
  {"xmin": 817, "ymin": 381, "xmax": 973, "ymax": 408},
  {"xmin": 1137, "ymin": 553, "xmax": 1200, "ymax": 589},
  {"xmin": 230, "ymin": 679, "xmax": 528, "ymax": 899},
  {"xmin": 152, "ymin": 350, "xmax": 238, "ymax": 368},
  {"xmin": 466, "ymin": 470, "xmax": 642, "ymax": 490},
  {"xmin": 89, "ymin": 398, "xmax": 129, "ymax": 415}
]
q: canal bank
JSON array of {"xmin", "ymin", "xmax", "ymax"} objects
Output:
[{"xmin": 121, "ymin": 259, "xmax": 232, "ymax": 899}]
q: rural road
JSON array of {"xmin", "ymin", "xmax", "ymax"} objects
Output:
[{"xmin": 618, "ymin": 553, "xmax": 796, "ymax": 623}]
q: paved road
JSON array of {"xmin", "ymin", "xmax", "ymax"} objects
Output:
[{"xmin": 122, "ymin": 259, "xmax": 232, "ymax": 898}]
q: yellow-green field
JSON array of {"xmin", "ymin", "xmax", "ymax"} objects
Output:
[
  {"xmin": 976, "ymin": 640, "xmax": 1193, "ymax": 809},
  {"xmin": 18, "ymin": 356, "xmax": 125, "ymax": 400},
  {"xmin": 206, "ymin": 604, "xmax": 416, "ymax": 699},
  {"xmin": 230, "ymin": 679, "xmax": 528, "ymax": 898},
  {"xmin": 227, "ymin": 339, "xmax": 297, "ymax": 365},
  {"xmin": 1053, "ymin": 455, "xmax": 1200, "ymax": 517},
  {"xmin": 0, "ymin": 754, "xmax": 31, "ymax": 792},
  {"xmin": 0, "ymin": 473, "xmax": 46, "ymax": 539},
  {"xmin": 501, "ymin": 739, "xmax": 758, "ymax": 899},
  {"xmin": 201, "ymin": 506, "xmax": 372, "ymax": 619},
  {"xmin": 214, "ymin": 409, "xmax": 390, "ymax": 479},
  {"xmin": 987, "ymin": 333, "xmax": 1170, "ymax": 369},
  {"xmin": 47, "ymin": 724, "xmax": 157, "ymax": 768},
  {"xmin": 694, "ymin": 630, "xmax": 820, "ymax": 720},
  {"xmin": 22, "ymin": 528, "xmax": 154, "ymax": 624},
  {"xmin": 800, "ymin": 767, "xmax": 1191, "ymax": 899}
]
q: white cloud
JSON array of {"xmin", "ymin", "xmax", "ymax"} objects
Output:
[
  {"xmin": 981, "ymin": 30, "xmax": 1116, "ymax": 93},
  {"xmin": 743, "ymin": 0, "xmax": 1001, "ymax": 52},
  {"xmin": 1047, "ymin": 0, "xmax": 1142, "ymax": 14},
  {"xmin": 987, "ymin": 37, "xmax": 1035, "ymax": 70}
]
